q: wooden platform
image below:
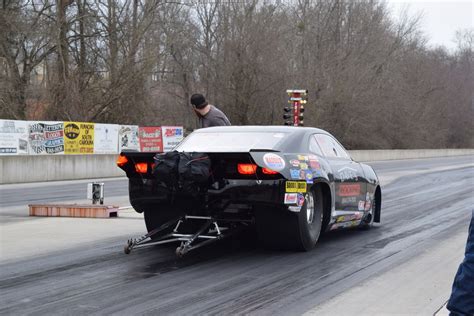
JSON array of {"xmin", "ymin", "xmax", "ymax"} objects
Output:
[{"xmin": 29, "ymin": 204, "xmax": 119, "ymax": 218}]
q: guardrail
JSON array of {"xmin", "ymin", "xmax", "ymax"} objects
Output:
[
  {"xmin": 349, "ymin": 149, "xmax": 474, "ymax": 162},
  {"xmin": 1, "ymin": 149, "xmax": 473, "ymax": 184}
]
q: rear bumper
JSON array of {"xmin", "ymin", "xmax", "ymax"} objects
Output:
[
  {"xmin": 208, "ymin": 179, "xmax": 284, "ymax": 205},
  {"xmin": 129, "ymin": 178, "xmax": 285, "ymax": 213}
]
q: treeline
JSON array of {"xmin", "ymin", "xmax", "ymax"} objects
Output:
[{"xmin": 1, "ymin": 0, "xmax": 472, "ymax": 149}]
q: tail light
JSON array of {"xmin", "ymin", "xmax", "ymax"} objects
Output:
[
  {"xmin": 135, "ymin": 162, "xmax": 149, "ymax": 174},
  {"xmin": 262, "ymin": 168, "xmax": 278, "ymax": 175},
  {"xmin": 237, "ymin": 163, "xmax": 257, "ymax": 175},
  {"xmin": 116, "ymin": 155, "xmax": 128, "ymax": 167}
]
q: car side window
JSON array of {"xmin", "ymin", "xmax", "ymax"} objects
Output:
[
  {"xmin": 309, "ymin": 135, "xmax": 323, "ymax": 156},
  {"xmin": 315, "ymin": 134, "xmax": 350, "ymax": 159}
]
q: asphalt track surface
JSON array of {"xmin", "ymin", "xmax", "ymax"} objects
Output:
[{"xmin": 0, "ymin": 156, "xmax": 473, "ymax": 315}]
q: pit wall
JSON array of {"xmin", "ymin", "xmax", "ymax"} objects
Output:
[{"xmin": 1, "ymin": 149, "xmax": 473, "ymax": 184}]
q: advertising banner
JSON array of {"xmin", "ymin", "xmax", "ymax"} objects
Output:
[
  {"xmin": 118, "ymin": 125, "xmax": 139, "ymax": 152},
  {"xmin": 64, "ymin": 122, "xmax": 94, "ymax": 154},
  {"xmin": 28, "ymin": 121, "xmax": 64, "ymax": 155},
  {"xmin": 94, "ymin": 124, "xmax": 119, "ymax": 154},
  {"xmin": 138, "ymin": 126, "xmax": 163, "ymax": 152},
  {"xmin": 161, "ymin": 126, "xmax": 184, "ymax": 152},
  {"xmin": 0, "ymin": 120, "xmax": 29, "ymax": 155}
]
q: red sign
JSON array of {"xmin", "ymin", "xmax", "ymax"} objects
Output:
[
  {"xmin": 338, "ymin": 183, "xmax": 361, "ymax": 197},
  {"xmin": 139, "ymin": 126, "xmax": 163, "ymax": 152}
]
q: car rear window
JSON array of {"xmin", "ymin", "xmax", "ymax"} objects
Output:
[{"xmin": 175, "ymin": 132, "xmax": 288, "ymax": 152}]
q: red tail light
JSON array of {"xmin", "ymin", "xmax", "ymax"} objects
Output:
[
  {"xmin": 262, "ymin": 168, "xmax": 278, "ymax": 175},
  {"xmin": 237, "ymin": 163, "xmax": 257, "ymax": 175},
  {"xmin": 135, "ymin": 162, "xmax": 148, "ymax": 174},
  {"xmin": 116, "ymin": 155, "xmax": 128, "ymax": 167}
]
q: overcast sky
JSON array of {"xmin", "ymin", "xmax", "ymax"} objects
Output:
[{"xmin": 386, "ymin": 0, "xmax": 473, "ymax": 51}]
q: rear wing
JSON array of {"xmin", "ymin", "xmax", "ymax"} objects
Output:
[{"xmin": 250, "ymin": 151, "xmax": 328, "ymax": 183}]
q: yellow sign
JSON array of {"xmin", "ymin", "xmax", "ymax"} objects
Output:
[
  {"xmin": 285, "ymin": 181, "xmax": 307, "ymax": 193},
  {"xmin": 64, "ymin": 122, "xmax": 94, "ymax": 154}
]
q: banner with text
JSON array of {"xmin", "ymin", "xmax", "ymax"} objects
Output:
[
  {"xmin": 161, "ymin": 126, "xmax": 184, "ymax": 152},
  {"xmin": 119, "ymin": 125, "xmax": 140, "ymax": 152},
  {"xmin": 64, "ymin": 122, "xmax": 95, "ymax": 154},
  {"xmin": 139, "ymin": 126, "xmax": 163, "ymax": 152},
  {"xmin": 28, "ymin": 121, "xmax": 64, "ymax": 155},
  {"xmin": 94, "ymin": 123, "xmax": 119, "ymax": 154},
  {"xmin": 0, "ymin": 119, "xmax": 29, "ymax": 155}
]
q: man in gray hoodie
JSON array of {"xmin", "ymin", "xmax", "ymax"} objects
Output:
[{"xmin": 190, "ymin": 94, "xmax": 231, "ymax": 128}]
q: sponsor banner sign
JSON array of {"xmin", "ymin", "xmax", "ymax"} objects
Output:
[
  {"xmin": 0, "ymin": 120, "xmax": 29, "ymax": 155},
  {"xmin": 161, "ymin": 126, "xmax": 184, "ymax": 152},
  {"xmin": 94, "ymin": 124, "xmax": 119, "ymax": 154},
  {"xmin": 139, "ymin": 126, "xmax": 163, "ymax": 152},
  {"xmin": 28, "ymin": 121, "xmax": 64, "ymax": 155},
  {"xmin": 119, "ymin": 125, "xmax": 139, "ymax": 152},
  {"xmin": 64, "ymin": 122, "xmax": 94, "ymax": 154}
]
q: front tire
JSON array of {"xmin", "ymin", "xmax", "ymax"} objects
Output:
[{"xmin": 359, "ymin": 199, "xmax": 375, "ymax": 230}]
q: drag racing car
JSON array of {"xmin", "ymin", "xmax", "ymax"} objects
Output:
[{"xmin": 117, "ymin": 126, "xmax": 381, "ymax": 256}]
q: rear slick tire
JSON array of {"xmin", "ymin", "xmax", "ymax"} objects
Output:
[{"xmin": 256, "ymin": 185, "xmax": 323, "ymax": 251}]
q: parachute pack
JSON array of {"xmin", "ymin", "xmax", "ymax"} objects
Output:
[{"xmin": 152, "ymin": 151, "xmax": 211, "ymax": 199}]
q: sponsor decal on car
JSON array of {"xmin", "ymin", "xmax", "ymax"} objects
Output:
[
  {"xmin": 299, "ymin": 169, "xmax": 306, "ymax": 180},
  {"xmin": 341, "ymin": 196, "xmax": 357, "ymax": 204},
  {"xmin": 297, "ymin": 155, "xmax": 308, "ymax": 161},
  {"xmin": 331, "ymin": 220, "xmax": 361, "ymax": 230},
  {"xmin": 312, "ymin": 170, "xmax": 322, "ymax": 177},
  {"xmin": 358, "ymin": 201, "xmax": 365, "ymax": 211},
  {"xmin": 286, "ymin": 181, "xmax": 307, "ymax": 193},
  {"xmin": 351, "ymin": 220, "xmax": 361, "ymax": 227},
  {"xmin": 338, "ymin": 183, "xmax": 360, "ymax": 196},
  {"xmin": 336, "ymin": 212, "xmax": 363, "ymax": 223},
  {"xmin": 288, "ymin": 206, "xmax": 302, "ymax": 212},
  {"xmin": 305, "ymin": 171, "xmax": 313, "ymax": 183},
  {"xmin": 299, "ymin": 162, "xmax": 308, "ymax": 170},
  {"xmin": 330, "ymin": 222, "xmax": 347, "ymax": 230},
  {"xmin": 284, "ymin": 193, "xmax": 298, "ymax": 204},
  {"xmin": 297, "ymin": 193, "xmax": 305, "ymax": 206},
  {"xmin": 364, "ymin": 192, "xmax": 372, "ymax": 211},
  {"xmin": 290, "ymin": 169, "xmax": 301, "ymax": 179},
  {"xmin": 263, "ymin": 153, "xmax": 285, "ymax": 171},
  {"xmin": 309, "ymin": 159, "xmax": 320, "ymax": 169},
  {"xmin": 365, "ymin": 201, "xmax": 372, "ymax": 211},
  {"xmin": 337, "ymin": 167, "xmax": 358, "ymax": 182},
  {"xmin": 289, "ymin": 159, "xmax": 300, "ymax": 167}
]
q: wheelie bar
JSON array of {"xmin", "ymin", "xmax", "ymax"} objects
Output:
[
  {"xmin": 124, "ymin": 215, "xmax": 249, "ymax": 257},
  {"xmin": 124, "ymin": 216, "xmax": 182, "ymax": 254}
]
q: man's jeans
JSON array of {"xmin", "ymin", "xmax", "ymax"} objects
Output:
[{"xmin": 447, "ymin": 210, "xmax": 474, "ymax": 316}]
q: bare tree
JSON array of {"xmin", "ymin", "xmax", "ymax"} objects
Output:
[{"xmin": 0, "ymin": 0, "xmax": 471, "ymax": 148}]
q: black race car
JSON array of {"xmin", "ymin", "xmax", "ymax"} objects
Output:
[{"xmin": 118, "ymin": 126, "xmax": 381, "ymax": 256}]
